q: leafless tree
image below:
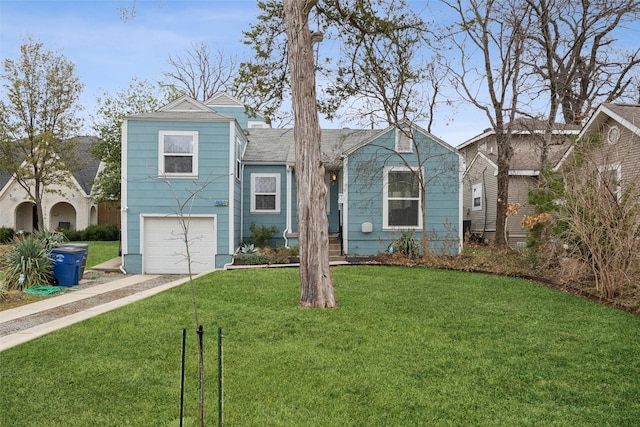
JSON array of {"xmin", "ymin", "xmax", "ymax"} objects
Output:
[
  {"xmin": 442, "ymin": 0, "xmax": 532, "ymax": 247},
  {"xmin": 163, "ymin": 41, "xmax": 238, "ymax": 102},
  {"xmin": 524, "ymin": 0, "xmax": 640, "ymax": 167}
]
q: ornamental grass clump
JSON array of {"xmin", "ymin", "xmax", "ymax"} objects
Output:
[{"xmin": 1, "ymin": 234, "xmax": 52, "ymax": 290}]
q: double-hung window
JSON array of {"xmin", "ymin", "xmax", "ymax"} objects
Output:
[
  {"xmin": 251, "ymin": 173, "xmax": 280, "ymax": 213},
  {"xmin": 384, "ymin": 166, "xmax": 422, "ymax": 229},
  {"xmin": 472, "ymin": 183, "xmax": 483, "ymax": 210},
  {"xmin": 159, "ymin": 131, "xmax": 198, "ymax": 177}
]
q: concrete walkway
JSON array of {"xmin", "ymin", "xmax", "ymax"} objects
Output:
[{"xmin": 0, "ymin": 258, "xmax": 194, "ymax": 352}]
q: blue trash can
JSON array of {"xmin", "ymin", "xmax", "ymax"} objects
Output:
[
  {"xmin": 56, "ymin": 244, "xmax": 89, "ymax": 279},
  {"xmin": 50, "ymin": 247, "xmax": 84, "ymax": 286}
]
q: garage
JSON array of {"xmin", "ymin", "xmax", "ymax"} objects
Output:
[{"xmin": 143, "ymin": 215, "xmax": 217, "ymax": 274}]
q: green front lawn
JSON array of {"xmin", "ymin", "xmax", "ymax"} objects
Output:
[
  {"xmin": 75, "ymin": 240, "xmax": 120, "ymax": 268},
  {"xmin": 1, "ymin": 266, "xmax": 638, "ymax": 426}
]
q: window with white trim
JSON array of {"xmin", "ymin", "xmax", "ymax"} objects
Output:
[
  {"xmin": 251, "ymin": 173, "xmax": 280, "ymax": 213},
  {"xmin": 235, "ymin": 135, "xmax": 242, "ymax": 180},
  {"xmin": 472, "ymin": 183, "xmax": 483, "ymax": 210},
  {"xmin": 384, "ymin": 167, "xmax": 422, "ymax": 228},
  {"xmin": 395, "ymin": 128, "xmax": 413, "ymax": 153},
  {"xmin": 159, "ymin": 131, "xmax": 198, "ymax": 176}
]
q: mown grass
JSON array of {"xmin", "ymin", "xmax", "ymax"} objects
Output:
[
  {"xmin": 1, "ymin": 266, "xmax": 638, "ymax": 426},
  {"xmin": 74, "ymin": 240, "xmax": 119, "ymax": 268}
]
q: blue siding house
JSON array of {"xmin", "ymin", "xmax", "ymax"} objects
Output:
[{"xmin": 121, "ymin": 93, "xmax": 463, "ymax": 274}]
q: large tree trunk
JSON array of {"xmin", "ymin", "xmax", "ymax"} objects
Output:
[{"xmin": 283, "ymin": 0, "xmax": 336, "ymax": 308}]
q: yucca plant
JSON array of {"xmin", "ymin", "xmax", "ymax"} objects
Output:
[
  {"xmin": 392, "ymin": 230, "xmax": 421, "ymax": 259},
  {"xmin": 1, "ymin": 235, "xmax": 52, "ymax": 290}
]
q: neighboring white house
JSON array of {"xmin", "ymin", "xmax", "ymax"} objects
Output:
[{"xmin": 0, "ymin": 136, "xmax": 101, "ymax": 233}]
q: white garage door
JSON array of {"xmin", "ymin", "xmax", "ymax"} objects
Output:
[{"xmin": 143, "ymin": 216, "xmax": 216, "ymax": 274}]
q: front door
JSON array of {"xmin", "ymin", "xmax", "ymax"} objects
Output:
[{"xmin": 326, "ymin": 171, "xmax": 341, "ymax": 234}]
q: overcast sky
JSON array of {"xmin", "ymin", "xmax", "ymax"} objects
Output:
[{"xmin": 2, "ymin": 1, "xmax": 638, "ymax": 146}]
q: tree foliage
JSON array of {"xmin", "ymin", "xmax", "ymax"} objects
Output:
[
  {"xmin": 91, "ymin": 78, "xmax": 176, "ymax": 203},
  {"xmin": 234, "ymin": 0, "xmax": 292, "ymax": 126},
  {"xmin": 0, "ymin": 37, "xmax": 85, "ymax": 230}
]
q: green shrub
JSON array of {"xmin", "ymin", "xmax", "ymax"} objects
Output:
[
  {"xmin": 63, "ymin": 229, "xmax": 82, "ymax": 241},
  {"xmin": 0, "ymin": 227, "xmax": 15, "ymax": 244},
  {"xmin": 391, "ymin": 230, "xmax": 421, "ymax": 259},
  {"xmin": 234, "ymin": 246, "xmax": 297, "ymax": 265},
  {"xmin": 62, "ymin": 224, "xmax": 119, "ymax": 241},
  {"xmin": 82, "ymin": 224, "xmax": 119, "ymax": 241},
  {"xmin": 0, "ymin": 234, "xmax": 52, "ymax": 290},
  {"xmin": 234, "ymin": 253, "xmax": 271, "ymax": 265},
  {"xmin": 249, "ymin": 222, "xmax": 279, "ymax": 247}
]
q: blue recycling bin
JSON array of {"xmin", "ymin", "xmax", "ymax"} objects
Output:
[
  {"xmin": 50, "ymin": 247, "xmax": 84, "ymax": 286},
  {"xmin": 56, "ymin": 244, "xmax": 89, "ymax": 279}
]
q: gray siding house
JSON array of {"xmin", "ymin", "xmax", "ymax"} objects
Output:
[
  {"xmin": 459, "ymin": 119, "xmax": 580, "ymax": 246},
  {"xmin": 558, "ymin": 103, "xmax": 640, "ymax": 195}
]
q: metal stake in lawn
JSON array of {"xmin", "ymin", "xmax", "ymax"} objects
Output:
[
  {"xmin": 180, "ymin": 328, "xmax": 187, "ymax": 427},
  {"xmin": 197, "ymin": 324, "xmax": 204, "ymax": 427},
  {"xmin": 218, "ymin": 327, "xmax": 224, "ymax": 427}
]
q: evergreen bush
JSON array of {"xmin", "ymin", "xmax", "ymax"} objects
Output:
[
  {"xmin": 249, "ymin": 222, "xmax": 279, "ymax": 247},
  {"xmin": 0, "ymin": 227, "xmax": 15, "ymax": 244},
  {"xmin": 62, "ymin": 224, "xmax": 119, "ymax": 241}
]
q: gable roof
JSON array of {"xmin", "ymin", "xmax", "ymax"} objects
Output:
[
  {"xmin": 556, "ymin": 103, "xmax": 640, "ymax": 171},
  {"xmin": 0, "ymin": 136, "xmax": 101, "ymax": 196},
  {"xmin": 127, "ymin": 95, "xmax": 231, "ymax": 121},
  {"xmin": 458, "ymin": 118, "xmax": 581, "ymax": 149},
  {"xmin": 463, "ymin": 151, "xmax": 498, "ymax": 179},
  {"xmin": 579, "ymin": 103, "xmax": 640, "ymax": 138},
  {"xmin": 342, "ymin": 120, "xmax": 459, "ymax": 158},
  {"xmin": 243, "ymin": 128, "xmax": 380, "ymax": 166},
  {"xmin": 0, "ymin": 170, "xmax": 12, "ymax": 195},
  {"xmin": 204, "ymin": 92, "xmax": 244, "ymax": 108},
  {"xmin": 74, "ymin": 136, "xmax": 102, "ymax": 194}
]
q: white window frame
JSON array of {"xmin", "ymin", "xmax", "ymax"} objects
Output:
[
  {"xmin": 383, "ymin": 166, "xmax": 422, "ymax": 230},
  {"xmin": 395, "ymin": 128, "xmax": 413, "ymax": 153},
  {"xmin": 235, "ymin": 135, "xmax": 242, "ymax": 181},
  {"xmin": 158, "ymin": 130, "xmax": 198, "ymax": 177},
  {"xmin": 472, "ymin": 183, "xmax": 483, "ymax": 211},
  {"xmin": 250, "ymin": 173, "xmax": 281, "ymax": 213},
  {"xmin": 599, "ymin": 164, "xmax": 622, "ymax": 201}
]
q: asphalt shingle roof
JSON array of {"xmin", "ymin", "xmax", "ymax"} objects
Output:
[
  {"xmin": 244, "ymin": 128, "xmax": 381, "ymax": 166},
  {"xmin": 0, "ymin": 136, "xmax": 101, "ymax": 195}
]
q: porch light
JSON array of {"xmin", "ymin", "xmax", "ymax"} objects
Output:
[{"xmin": 331, "ymin": 172, "xmax": 338, "ymax": 182}]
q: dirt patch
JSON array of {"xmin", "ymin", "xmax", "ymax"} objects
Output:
[{"xmin": 1, "ymin": 270, "xmax": 126, "ymax": 311}]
